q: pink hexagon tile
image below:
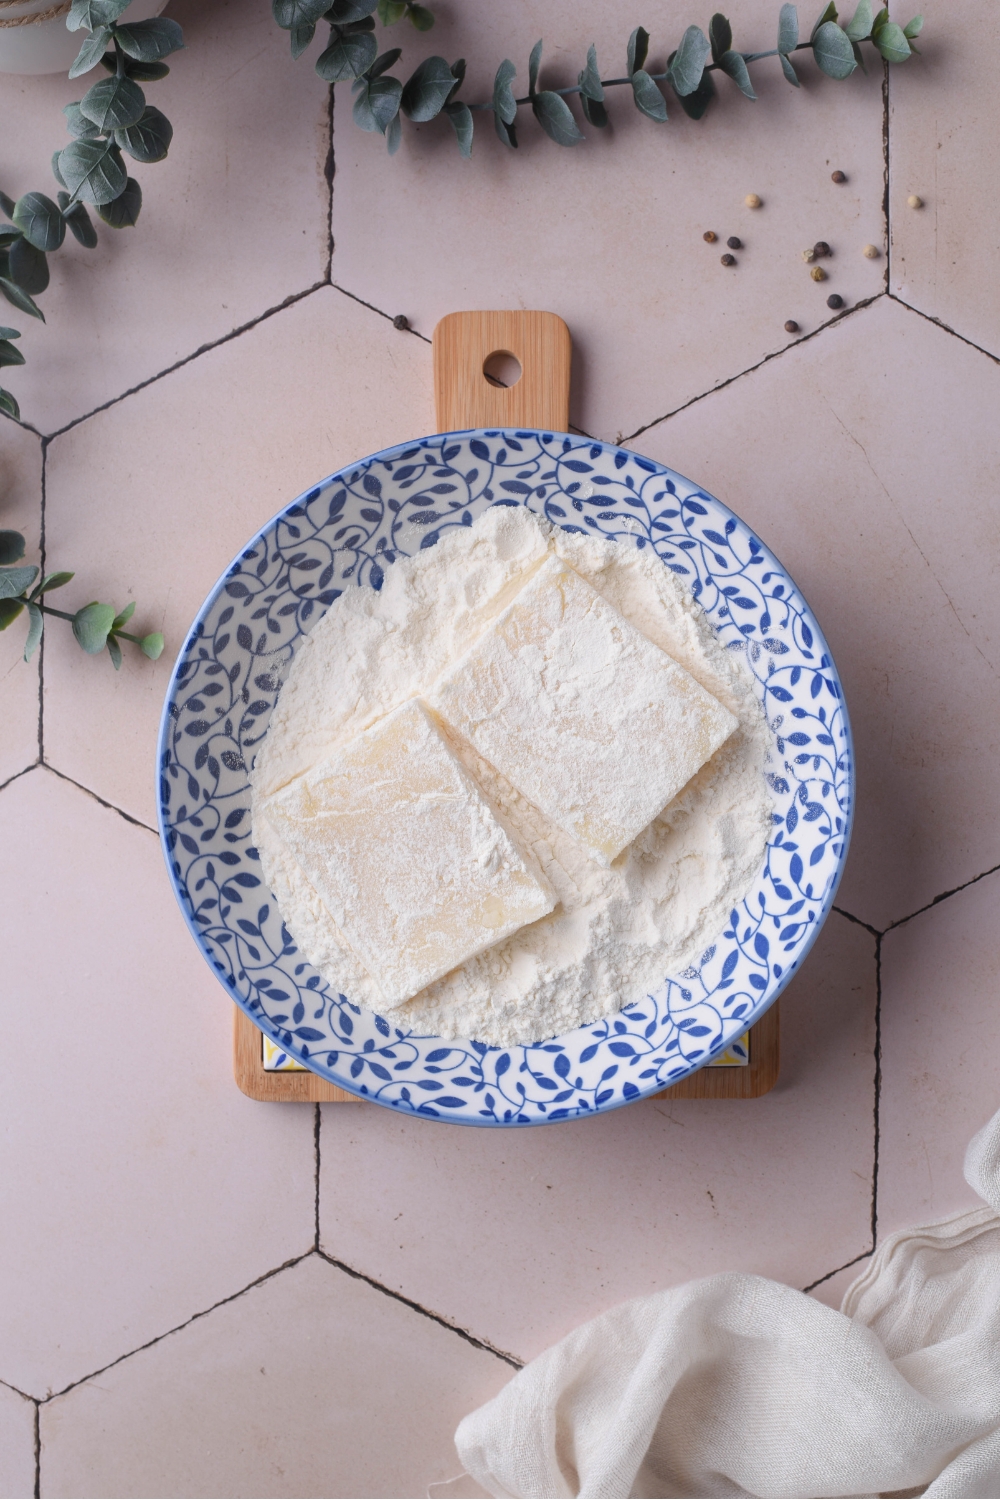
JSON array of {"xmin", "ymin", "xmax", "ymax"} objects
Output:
[
  {"xmin": 0, "ymin": 1382, "xmax": 35, "ymax": 1500},
  {"xmin": 0, "ymin": 767, "xmax": 315, "ymax": 1398},
  {"xmin": 330, "ymin": 0, "xmax": 886, "ymax": 443},
  {"xmin": 39, "ymin": 1254, "xmax": 511, "ymax": 1500},
  {"xmin": 877, "ymin": 869, "xmax": 1000, "ymax": 1238},
  {"xmin": 319, "ymin": 910, "xmax": 876, "ymax": 1364},
  {"xmin": 633, "ymin": 295, "xmax": 1000, "ymax": 932},
  {"xmin": 42, "ymin": 286, "xmax": 434, "ymax": 829},
  {"xmin": 0, "ymin": 0, "xmax": 331, "ymax": 435},
  {"xmin": 0, "ymin": 421, "xmax": 43, "ymax": 788},
  {"xmin": 889, "ymin": 0, "xmax": 1000, "ymax": 360}
]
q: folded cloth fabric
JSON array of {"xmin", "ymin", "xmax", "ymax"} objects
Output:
[{"xmin": 455, "ymin": 1107, "xmax": 1000, "ymax": 1500}]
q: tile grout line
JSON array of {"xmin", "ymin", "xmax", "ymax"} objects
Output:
[
  {"xmin": 329, "ymin": 278, "xmax": 432, "ymax": 344},
  {"xmin": 314, "ymin": 1248, "xmax": 523, "ymax": 1370},
  {"xmin": 0, "ymin": 761, "xmax": 39, "ymax": 797},
  {"xmin": 37, "ymin": 437, "xmax": 47, "ymax": 765},
  {"xmin": 870, "ymin": 931, "xmax": 883, "ymax": 1246},
  {"xmin": 313, "ymin": 1103, "xmax": 322, "ymax": 1251},
  {"xmin": 801, "ymin": 1247, "xmax": 873, "ymax": 1296},
  {"xmin": 884, "ymin": 859, "xmax": 1000, "ymax": 934},
  {"xmin": 832, "ymin": 904, "xmax": 880, "ymax": 938},
  {"xmin": 32, "ymin": 1397, "xmax": 40, "ymax": 1500},
  {"xmin": 886, "ymin": 293, "xmax": 1000, "ymax": 368},
  {"xmin": 324, "ymin": 81, "xmax": 335, "ymax": 283},
  {"xmin": 882, "ymin": 57, "xmax": 890, "ymax": 292},
  {"xmin": 40, "ymin": 762, "xmax": 157, "ymax": 835}
]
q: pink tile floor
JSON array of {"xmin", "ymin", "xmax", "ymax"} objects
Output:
[{"xmin": 1, "ymin": 1, "xmax": 998, "ymax": 1494}]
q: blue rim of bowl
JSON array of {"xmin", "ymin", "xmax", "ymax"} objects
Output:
[{"xmin": 157, "ymin": 429, "xmax": 854, "ymax": 1126}]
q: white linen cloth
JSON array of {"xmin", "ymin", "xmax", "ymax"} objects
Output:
[{"xmin": 455, "ymin": 1107, "xmax": 1000, "ymax": 1499}]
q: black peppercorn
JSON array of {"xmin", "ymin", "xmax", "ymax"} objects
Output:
[
  {"xmin": 831, "ymin": 170, "xmax": 847, "ymax": 183},
  {"xmin": 784, "ymin": 320, "xmax": 800, "ymax": 333},
  {"xmin": 727, "ymin": 236, "xmax": 742, "ymax": 249},
  {"xmin": 813, "ymin": 241, "xmax": 831, "ymax": 257},
  {"xmin": 721, "ymin": 253, "xmax": 736, "ymax": 266},
  {"xmin": 392, "ymin": 314, "xmax": 409, "ymax": 330},
  {"xmin": 826, "ymin": 294, "xmax": 844, "ymax": 310},
  {"xmin": 703, "ymin": 230, "xmax": 717, "ymax": 242}
]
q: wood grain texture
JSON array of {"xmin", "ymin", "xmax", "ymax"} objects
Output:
[
  {"xmin": 433, "ymin": 310, "xmax": 571, "ymax": 433},
  {"xmin": 658, "ymin": 1002, "xmax": 780, "ymax": 1100},
  {"xmin": 233, "ymin": 1006, "xmax": 361, "ymax": 1103}
]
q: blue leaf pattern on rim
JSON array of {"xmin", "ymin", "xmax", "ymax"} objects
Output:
[{"xmin": 157, "ymin": 431, "xmax": 854, "ymax": 1127}]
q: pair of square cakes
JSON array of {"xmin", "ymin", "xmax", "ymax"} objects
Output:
[{"xmin": 262, "ymin": 552, "xmax": 737, "ymax": 1009}]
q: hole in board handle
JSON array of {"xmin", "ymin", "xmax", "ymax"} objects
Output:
[{"xmin": 482, "ymin": 350, "xmax": 522, "ymax": 389}]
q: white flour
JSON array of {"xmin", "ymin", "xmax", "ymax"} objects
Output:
[{"xmin": 252, "ymin": 506, "xmax": 773, "ymax": 1047}]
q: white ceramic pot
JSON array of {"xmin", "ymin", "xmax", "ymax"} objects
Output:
[{"xmin": 0, "ymin": 0, "xmax": 167, "ymax": 75}]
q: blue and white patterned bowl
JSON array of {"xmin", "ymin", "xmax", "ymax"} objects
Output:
[{"xmin": 157, "ymin": 430, "xmax": 853, "ymax": 1126}]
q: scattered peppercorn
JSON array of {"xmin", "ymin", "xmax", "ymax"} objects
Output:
[
  {"xmin": 907, "ymin": 194, "xmax": 923, "ymax": 209},
  {"xmin": 862, "ymin": 243, "xmax": 880, "ymax": 259},
  {"xmin": 784, "ymin": 320, "xmax": 800, "ymax": 333},
  {"xmin": 703, "ymin": 230, "xmax": 718, "ymax": 242},
  {"xmin": 721, "ymin": 253, "xmax": 736, "ymax": 266},
  {"xmin": 826, "ymin": 294, "xmax": 844, "ymax": 309},
  {"xmin": 810, "ymin": 266, "xmax": 827, "ymax": 281},
  {"xmin": 745, "ymin": 193, "xmax": 762, "ymax": 208},
  {"xmin": 813, "ymin": 241, "xmax": 831, "ymax": 257},
  {"xmin": 727, "ymin": 236, "xmax": 742, "ymax": 249},
  {"xmin": 392, "ymin": 314, "xmax": 409, "ymax": 330},
  {"xmin": 831, "ymin": 170, "xmax": 847, "ymax": 183},
  {"xmin": 802, "ymin": 248, "xmax": 816, "ymax": 263}
]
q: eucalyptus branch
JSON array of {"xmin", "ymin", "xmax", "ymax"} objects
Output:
[
  {"xmin": 277, "ymin": 0, "xmax": 923, "ymax": 157},
  {"xmin": 0, "ymin": 529, "xmax": 163, "ymax": 668},
  {"xmin": 0, "ymin": 0, "xmax": 184, "ymax": 422}
]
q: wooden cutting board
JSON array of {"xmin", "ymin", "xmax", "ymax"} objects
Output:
[{"xmin": 234, "ymin": 309, "xmax": 779, "ymax": 1104}]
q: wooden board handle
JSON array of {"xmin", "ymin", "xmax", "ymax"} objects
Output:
[{"xmin": 433, "ymin": 310, "xmax": 571, "ymax": 433}]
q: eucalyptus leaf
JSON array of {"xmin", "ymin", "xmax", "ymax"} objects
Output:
[
  {"xmin": 845, "ymin": 0, "xmax": 873, "ymax": 40},
  {"xmin": 851, "ymin": 37, "xmax": 867, "ymax": 71},
  {"xmin": 119, "ymin": 57, "xmax": 170, "ymax": 81},
  {"xmin": 8, "ymin": 239, "xmax": 49, "ymax": 297},
  {"xmin": 67, "ymin": 0, "xmax": 129, "ymax": 30},
  {"xmin": 0, "ymin": 339, "xmax": 25, "ymax": 370},
  {"xmin": 115, "ymin": 105, "xmax": 172, "ymax": 163},
  {"xmin": 709, "ymin": 12, "xmax": 733, "ymax": 61},
  {"xmin": 369, "ymin": 47, "xmax": 402, "ymax": 77},
  {"xmin": 96, "ymin": 176, "xmax": 141, "ymax": 227},
  {"xmin": 812, "ymin": 20, "xmax": 856, "ymax": 76},
  {"xmin": 290, "ymin": 21, "xmax": 315, "ymax": 56},
  {"xmin": 408, "ymin": 4, "xmax": 434, "ymax": 30},
  {"xmin": 0, "ymin": 194, "xmax": 15, "ymax": 221},
  {"xmin": 0, "ymin": 387, "xmax": 18, "ymax": 421},
  {"xmin": 106, "ymin": 632, "xmax": 122, "ymax": 669},
  {"xmin": 325, "ymin": 0, "xmax": 379, "ymax": 19},
  {"xmin": 59, "ymin": 139, "xmax": 128, "ymax": 205},
  {"xmin": 0, "ymin": 597, "xmax": 24, "ymax": 628},
  {"xmin": 493, "ymin": 58, "xmax": 517, "ymax": 125},
  {"xmin": 36, "ymin": 571, "xmax": 74, "ymax": 594},
  {"xmin": 444, "ymin": 100, "xmax": 473, "ymax": 154},
  {"xmin": 872, "ymin": 7, "xmax": 888, "ymax": 28},
  {"xmin": 494, "ymin": 113, "xmax": 517, "ymax": 148},
  {"xmin": 79, "ymin": 74, "xmax": 146, "ymax": 132},
  {"xmin": 446, "ymin": 57, "xmax": 465, "ymax": 103},
  {"xmin": 0, "ymin": 225, "xmax": 21, "ymax": 246},
  {"xmin": 114, "ymin": 18, "xmax": 185, "ymax": 62},
  {"xmin": 873, "ymin": 20, "xmax": 911, "ymax": 61},
  {"xmin": 51, "ymin": 152, "xmax": 67, "ymax": 190},
  {"xmin": 13, "ymin": 193, "xmax": 65, "ymax": 253},
  {"xmin": 718, "ymin": 49, "xmax": 757, "ymax": 98},
  {"xmin": 400, "ymin": 54, "xmax": 455, "ymax": 119},
  {"xmin": 315, "ymin": 28, "xmax": 377, "ymax": 79},
  {"xmin": 670, "ymin": 25, "xmax": 711, "ymax": 95},
  {"xmin": 626, "ymin": 25, "xmax": 650, "ymax": 75},
  {"xmin": 0, "ymin": 565, "xmax": 39, "ymax": 599},
  {"xmin": 778, "ymin": 2, "xmax": 799, "ymax": 51},
  {"xmin": 141, "ymin": 631, "xmax": 164, "ymax": 660},
  {"xmin": 0, "ymin": 278, "xmax": 43, "ymax": 321},
  {"xmin": 0, "ymin": 531, "xmax": 25, "ymax": 565},
  {"xmin": 579, "ymin": 43, "xmax": 603, "ymax": 101},
  {"xmin": 528, "ymin": 38, "xmax": 542, "ymax": 95},
  {"xmin": 72, "ymin": 600, "xmax": 116, "ymax": 654},
  {"xmin": 631, "ymin": 70, "xmax": 667, "ymax": 120},
  {"xmin": 532, "ymin": 90, "xmax": 584, "ymax": 146},
  {"xmin": 23, "ymin": 601, "xmax": 42, "ymax": 663},
  {"xmin": 811, "ymin": 1, "xmax": 838, "ymax": 42},
  {"xmin": 377, "ymin": 0, "xmax": 407, "ymax": 21},
  {"xmin": 63, "ymin": 102, "xmax": 102, "ymax": 140},
  {"xmin": 64, "ymin": 201, "xmax": 98, "ymax": 248},
  {"xmin": 69, "ymin": 26, "xmax": 112, "ymax": 79},
  {"xmin": 580, "ymin": 92, "xmax": 609, "ymax": 126},
  {"xmin": 903, "ymin": 14, "xmax": 923, "ymax": 38},
  {"xmin": 780, "ymin": 51, "xmax": 800, "ymax": 83},
  {"xmin": 384, "ymin": 110, "xmax": 402, "ymax": 154},
  {"xmin": 353, "ymin": 74, "xmax": 402, "ymax": 133}
]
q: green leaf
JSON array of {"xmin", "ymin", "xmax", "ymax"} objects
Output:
[
  {"xmin": 8, "ymin": 239, "xmax": 49, "ymax": 297},
  {"xmin": 872, "ymin": 7, "xmax": 888, "ymax": 28},
  {"xmin": 12, "ymin": 193, "xmax": 65, "ymax": 253},
  {"xmin": 67, "ymin": 0, "xmax": 129, "ymax": 31},
  {"xmin": 115, "ymin": 105, "xmax": 172, "ymax": 163},
  {"xmin": 64, "ymin": 201, "xmax": 98, "ymax": 248},
  {"xmin": 709, "ymin": 13, "xmax": 733, "ymax": 62},
  {"xmin": 115, "ymin": 18, "xmax": 184, "ymax": 62},
  {"xmin": 0, "ymin": 531, "xmax": 25, "ymax": 564},
  {"xmin": 384, "ymin": 110, "xmax": 402, "ymax": 154},
  {"xmin": 778, "ymin": 2, "xmax": 799, "ymax": 51},
  {"xmin": 400, "ymin": 54, "xmax": 455, "ymax": 119},
  {"xmin": 326, "ymin": 0, "xmax": 378, "ymax": 18},
  {"xmin": 443, "ymin": 100, "xmax": 473, "ymax": 156},
  {"xmin": 35, "ymin": 570, "xmax": 74, "ymax": 595},
  {"xmin": 0, "ymin": 388, "xmax": 18, "ymax": 421},
  {"xmin": 0, "ymin": 193, "xmax": 14, "ymax": 220},
  {"xmin": 626, "ymin": 26, "xmax": 649, "ymax": 75},
  {"xmin": 811, "ymin": 2, "xmax": 838, "ymax": 42},
  {"xmin": 119, "ymin": 57, "xmax": 170, "ymax": 81},
  {"xmin": 580, "ymin": 92, "xmax": 609, "ymax": 127},
  {"xmin": 670, "ymin": 25, "xmax": 711, "ymax": 95},
  {"xmin": 446, "ymin": 56, "xmax": 465, "ymax": 103},
  {"xmin": 141, "ymin": 631, "xmax": 164, "ymax": 660},
  {"xmin": 532, "ymin": 91, "xmax": 584, "ymax": 146},
  {"xmin": 0, "ymin": 277, "xmax": 43, "ymax": 321},
  {"xmin": 79, "ymin": 74, "xmax": 146, "ymax": 132},
  {"xmin": 873, "ymin": 20, "xmax": 911, "ymax": 61},
  {"xmin": 114, "ymin": 600, "xmax": 136, "ymax": 628},
  {"xmin": 812, "ymin": 20, "xmax": 857, "ymax": 76},
  {"xmin": 368, "ymin": 47, "xmax": 401, "ymax": 77},
  {"xmin": 0, "ymin": 339, "xmax": 25, "ymax": 370},
  {"xmin": 493, "ymin": 59, "xmax": 517, "ymax": 126},
  {"xmin": 0, "ymin": 564, "xmax": 38, "ymax": 599},
  {"xmin": 63, "ymin": 102, "xmax": 102, "ymax": 140},
  {"xmin": 96, "ymin": 176, "xmax": 142, "ymax": 227},
  {"xmin": 0, "ymin": 225, "xmax": 21, "ymax": 246},
  {"xmin": 315, "ymin": 28, "xmax": 377, "ymax": 80},
  {"xmin": 780, "ymin": 51, "xmax": 800, "ymax": 83},
  {"xmin": 851, "ymin": 37, "xmax": 867, "ymax": 71},
  {"xmin": 718, "ymin": 49, "xmax": 756, "ymax": 98},
  {"xmin": 407, "ymin": 4, "xmax": 434, "ymax": 30},
  {"xmin": 0, "ymin": 597, "xmax": 24, "ymax": 628},
  {"xmin": 290, "ymin": 21, "xmax": 315, "ymax": 57},
  {"xmin": 377, "ymin": 0, "xmax": 407, "ymax": 21},
  {"xmin": 631, "ymin": 70, "xmax": 667, "ymax": 120},
  {"xmin": 494, "ymin": 113, "xmax": 517, "ymax": 149},
  {"xmin": 273, "ymin": 0, "xmax": 335, "ymax": 24},
  {"xmin": 845, "ymin": 0, "xmax": 873, "ymax": 40},
  {"xmin": 578, "ymin": 43, "xmax": 603, "ymax": 101},
  {"xmin": 72, "ymin": 600, "xmax": 115, "ymax": 654},
  {"xmin": 58, "ymin": 139, "xmax": 127, "ymax": 206},
  {"xmin": 528, "ymin": 38, "xmax": 542, "ymax": 95},
  {"xmin": 69, "ymin": 26, "xmax": 112, "ymax": 78},
  {"xmin": 671, "ymin": 48, "xmax": 716, "ymax": 115},
  {"xmin": 23, "ymin": 600, "xmax": 42, "ymax": 663},
  {"xmin": 903, "ymin": 15, "xmax": 923, "ymax": 39},
  {"xmin": 353, "ymin": 74, "xmax": 402, "ymax": 133},
  {"xmin": 106, "ymin": 633, "xmax": 122, "ymax": 669}
]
